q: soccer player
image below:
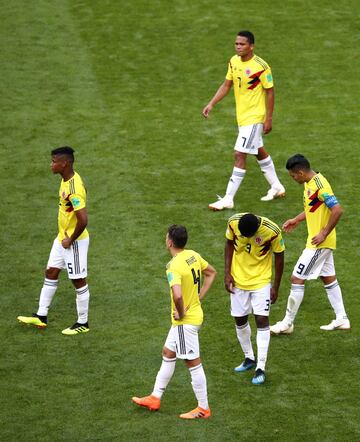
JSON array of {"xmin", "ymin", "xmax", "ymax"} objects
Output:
[
  {"xmin": 132, "ymin": 225, "xmax": 216, "ymax": 419},
  {"xmin": 203, "ymin": 30, "xmax": 285, "ymax": 210},
  {"xmin": 270, "ymin": 154, "xmax": 350, "ymax": 334},
  {"xmin": 17, "ymin": 146, "xmax": 91, "ymax": 335},
  {"xmin": 225, "ymin": 213, "xmax": 284, "ymax": 384}
]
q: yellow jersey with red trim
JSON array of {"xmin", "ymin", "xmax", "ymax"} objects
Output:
[
  {"xmin": 226, "ymin": 213, "xmax": 284, "ymax": 290},
  {"xmin": 304, "ymin": 173, "xmax": 338, "ymax": 249},
  {"xmin": 166, "ymin": 249, "xmax": 209, "ymax": 326},
  {"xmin": 226, "ymin": 54, "xmax": 273, "ymax": 126},
  {"xmin": 57, "ymin": 171, "xmax": 89, "ymax": 242}
]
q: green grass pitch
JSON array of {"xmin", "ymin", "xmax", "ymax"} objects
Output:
[{"xmin": 1, "ymin": 0, "xmax": 359, "ymax": 440}]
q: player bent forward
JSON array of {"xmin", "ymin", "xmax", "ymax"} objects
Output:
[
  {"xmin": 225, "ymin": 213, "xmax": 284, "ymax": 384},
  {"xmin": 18, "ymin": 147, "xmax": 91, "ymax": 335},
  {"xmin": 132, "ymin": 225, "xmax": 216, "ymax": 419},
  {"xmin": 270, "ymin": 154, "xmax": 350, "ymax": 335}
]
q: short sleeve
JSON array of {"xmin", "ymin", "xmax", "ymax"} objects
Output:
[
  {"xmin": 318, "ymin": 185, "xmax": 339, "ymax": 209},
  {"xmin": 225, "ymin": 222, "xmax": 235, "ymax": 240},
  {"xmin": 166, "ymin": 268, "xmax": 181, "ymax": 288},
  {"xmin": 271, "ymin": 233, "xmax": 285, "ymax": 253},
  {"xmin": 199, "ymin": 255, "xmax": 209, "ymax": 271},
  {"xmin": 225, "ymin": 60, "xmax": 233, "ymax": 81},
  {"xmin": 260, "ymin": 66, "xmax": 274, "ymax": 89},
  {"xmin": 69, "ymin": 194, "xmax": 86, "ymax": 211}
]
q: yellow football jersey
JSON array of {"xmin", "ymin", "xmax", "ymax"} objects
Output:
[
  {"xmin": 226, "ymin": 214, "xmax": 284, "ymax": 290},
  {"xmin": 226, "ymin": 54, "xmax": 274, "ymax": 126},
  {"xmin": 304, "ymin": 173, "xmax": 338, "ymax": 249},
  {"xmin": 57, "ymin": 172, "xmax": 89, "ymax": 242},
  {"xmin": 166, "ymin": 249, "xmax": 209, "ymax": 326}
]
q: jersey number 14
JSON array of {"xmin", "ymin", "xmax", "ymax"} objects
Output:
[{"xmin": 191, "ymin": 268, "xmax": 200, "ymax": 294}]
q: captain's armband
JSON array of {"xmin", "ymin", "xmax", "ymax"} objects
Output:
[{"xmin": 324, "ymin": 195, "xmax": 339, "ymax": 209}]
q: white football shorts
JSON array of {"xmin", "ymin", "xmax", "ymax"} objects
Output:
[
  {"xmin": 292, "ymin": 248, "xmax": 335, "ymax": 280},
  {"xmin": 230, "ymin": 283, "xmax": 271, "ymax": 317},
  {"xmin": 164, "ymin": 324, "xmax": 201, "ymax": 360},
  {"xmin": 234, "ymin": 123, "xmax": 264, "ymax": 154},
  {"xmin": 47, "ymin": 237, "xmax": 89, "ymax": 279}
]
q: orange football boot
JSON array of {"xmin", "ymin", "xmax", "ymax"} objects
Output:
[
  {"xmin": 179, "ymin": 406, "xmax": 211, "ymax": 419},
  {"xmin": 132, "ymin": 395, "xmax": 161, "ymax": 411}
]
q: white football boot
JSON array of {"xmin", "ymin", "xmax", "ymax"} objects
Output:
[
  {"xmin": 270, "ymin": 321, "xmax": 294, "ymax": 335},
  {"xmin": 260, "ymin": 184, "xmax": 286, "ymax": 201},
  {"xmin": 208, "ymin": 195, "xmax": 234, "ymax": 211},
  {"xmin": 320, "ymin": 318, "xmax": 351, "ymax": 331}
]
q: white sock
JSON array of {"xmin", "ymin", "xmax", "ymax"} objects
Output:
[
  {"xmin": 324, "ymin": 280, "xmax": 347, "ymax": 319},
  {"xmin": 189, "ymin": 363, "xmax": 209, "ymax": 410},
  {"xmin": 224, "ymin": 167, "xmax": 246, "ymax": 201},
  {"xmin": 283, "ymin": 284, "xmax": 305, "ymax": 326},
  {"xmin": 76, "ymin": 285, "xmax": 90, "ymax": 324},
  {"xmin": 256, "ymin": 327, "xmax": 270, "ymax": 371},
  {"xmin": 236, "ymin": 323, "xmax": 255, "ymax": 361},
  {"xmin": 152, "ymin": 356, "xmax": 176, "ymax": 399},
  {"xmin": 37, "ymin": 278, "xmax": 58, "ymax": 316},
  {"xmin": 257, "ymin": 156, "xmax": 282, "ymax": 188}
]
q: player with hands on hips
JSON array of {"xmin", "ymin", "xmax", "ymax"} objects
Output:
[{"xmin": 132, "ymin": 225, "xmax": 216, "ymax": 419}]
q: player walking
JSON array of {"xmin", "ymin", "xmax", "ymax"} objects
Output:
[
  {"xmin": 270, "ymin": 154, "xmax": 350, "ymax": 334},
  {"xmin": 203, "ymin": 30, "xmax": 285, "ymax": 210},
  {"xmin": 225, "ymin": 213, "xmax": 284, "ymax": 384},
  {"xmin": 18, "ymin": 146, "xmax": 91, "ymax": 335},
  {"xmin": 132, "ymin": 225, "xmax": 216, "ymax": 419}
]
